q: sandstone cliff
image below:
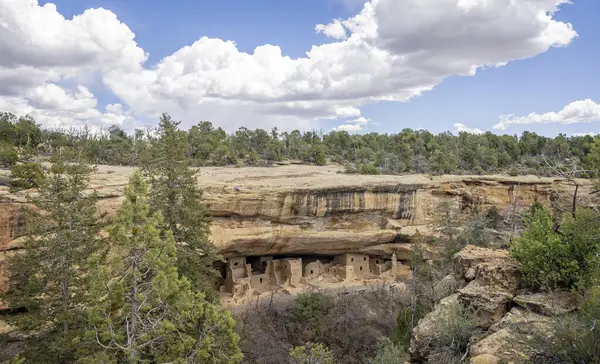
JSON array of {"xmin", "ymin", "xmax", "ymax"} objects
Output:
[{"xmin": 0, "ymin": 164, "xmax": 595, "ymax": 295}]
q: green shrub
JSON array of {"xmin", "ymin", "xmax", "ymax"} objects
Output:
[
  {"xmin": 392, "ymin": 306, "xmax": 426, "ymax": 347},
  {"xmin": 359, "ymin": 163, "xmax": 379, "ymax": 175},
  {"xmin": 510, "ymin": 206, "xmax": 600, "ymax": 291},
  {"xmin": 369, "ymin": 337, "xmax": 406, "ymax": 364},
  {"xmin": 0, "ymin": 142, "xmax": 18, "ymax": 168},
  {"xmin": 291, "ymin": 292, "xmax": 333, "ymax": 325},
  {"xmin": 1, "ymin": 355, "xmax": 25, "ymax": 364},
  {"xmin": 10, "ymin": 162, "xmax": 45, "ymax": 190},
  {"xmin": 289, "ymin": 342, "xmax": 334, "ymax": 364}
]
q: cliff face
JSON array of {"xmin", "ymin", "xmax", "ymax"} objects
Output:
[
  {"xmin": 198, "ymin": 166, "xmax": 587, "ymax": 259},
  {"xmin": 0, "ymin": 164, "xmax": 594, "ymax": 294}
]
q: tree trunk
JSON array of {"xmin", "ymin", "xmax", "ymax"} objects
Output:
[
  {"xmin": 60, "ymin": 279, "xmax": 69, "ymax": 333},
  {"xmin": 572, "ymin": 183, "xmax": 579, "ymax": 219},
  {"xmin": 129, "ymin": 251, "xmax": 140, "ymax": 362}
]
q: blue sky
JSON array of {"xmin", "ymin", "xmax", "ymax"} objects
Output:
[{"xmin": 4, "ymin": 0, "xmax": 599, "ymax": 135}]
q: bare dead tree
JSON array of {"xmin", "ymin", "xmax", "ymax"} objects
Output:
[{"xmin": 542, "ymin": 156, "xmax": 590, "ymax": 218}]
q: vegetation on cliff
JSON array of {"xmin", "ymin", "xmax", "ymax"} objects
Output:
[{"xmin": 2, "ymin": 111, "xmax": 600, "ymax": 177}]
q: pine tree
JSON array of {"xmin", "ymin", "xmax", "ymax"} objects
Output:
[
  {"xmin": 81, "ymin": 171, "xmax": 242, "ymax": 363},
  {"xmin": 141, "ymin": 113, "xmax": 221, "ymax": 293},
  {"xmin": 2, "ymin": 150, "xmax": 102, "ymax": 362}
]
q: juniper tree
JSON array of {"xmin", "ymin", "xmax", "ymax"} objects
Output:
[
  {"xmin": 2, "ymin": 150, "xmax": 102, "ymax": 362},
  {"xmin": 141, "ymin": 113, "xmax": 221, "ymax": 293},
  {"xmin": 81, "ymin": 171, "xmax": 242, "ymax": 363}
]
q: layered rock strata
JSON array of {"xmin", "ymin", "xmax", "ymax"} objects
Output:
[{"xmin": 0, "ymin": 165, "xmax": 594, "ymax": 296}]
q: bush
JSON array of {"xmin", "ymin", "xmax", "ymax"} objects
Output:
[
  {"xmin": 289, "ymin": 342, "xmax": 334, "ymax": 364},
  {"xmin": 369, "ymin": 338, "xmax": 406, "ymax": 364},
  {"xmin": 359, "ymin": 163, "xmax": 380, "ymax": 175},
  {"xmin": 291, "ymin": 292, "xmax": 333, "ymax": 326},
  {"xmin": 10, "ymin": 162, "xmax": 45, "ymax": 190},
  {"xmin": 392, "ymin": 307, "xmax": 426, "ymax": 347},
  {"xmin": 0, "ymin": 142, "xmax": 18, "ymax": 168},
  {"xmin": 425, "ymin": 302, "xmax": 481, "ymax": 364},
  {"xmin": 510, "ymin": 206, "xmax": 600, "ymax": 291}
]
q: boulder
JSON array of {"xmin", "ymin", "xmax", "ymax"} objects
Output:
[
  {"xmin": 470, "ymin": 307, "xmax": 552, "ymax": 363},
  {"xmin": 470, "ymin": 354, "xmax": 501, "ymax": 364},
  {"xmin": 410, "ymin": 293, "xmax": 460, "ymax": 361},
  {"xmin": 513, "ymin": 290, "xmax": 579, "ymax": 316},
  {"xmin": 454, "ymin": 246, "xmax": 519, "ymax": 328}
]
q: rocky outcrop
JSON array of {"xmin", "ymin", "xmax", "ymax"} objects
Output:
[
  {"xmin": 410, "ymin": 293, "xmax": 462, "ymax": 361},
  {"xmin": 0, "ymin": 165, "xmax": 593, "ymax": 258},
  {"xmin": 455, "ymin": 246, "xmax": 519, "ymax": 328},
  {"xmin": 470, "ymin": 307, "xmax": 552, "ymax": 363},
  {"xmin": 410, "ymin": 245, "xmax": 581, "ymax": 364},
  {"xmin": 0, "ymin": 165, "xmax": 595, "ymax": 296}
]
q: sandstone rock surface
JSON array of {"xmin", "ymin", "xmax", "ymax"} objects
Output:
[
  {"xmin": 0, "ymin": 165, "xmax": 595, "ymax": 295},
  {"xmin": 455, "ymin": 246, "xmax": 519, "ymax": 328}
]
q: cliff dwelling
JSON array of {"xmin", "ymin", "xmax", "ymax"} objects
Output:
[{"xmin": 213, "ymin": 252, "xmax": 412, "ymax": 303}]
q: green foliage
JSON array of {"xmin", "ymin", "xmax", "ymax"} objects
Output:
[
  {"xmin": 510, "ymin": 206, "xmax": 600, "ymax": 291},
  {"xmin": 358, "ymin": 163, "xmax": 379, "ymax": 175},
  {"xmin": 0, "ymin": 141, "xmax": 18, "ymax": 168},
  {"xmin": 290, "ymin": 292, "xmax": 333, "ymax": 331},
  {"xmin": 1, "ymin": 355, "xmax": 25, "ymax": 364},
  {"xmin": 141, "ymin": 113, "xmax": 222, "ymax": 294},
  {"xmin": 289, "ymin": 342, "xmax": 334, "ymax": 364},
  {"xmin": 369, "ymin": 338, "xmax": 406, "ymax": 364},
  {"xmin": 2, "ymin": 152, "xmax": 102, "ymax": 363},
  {"xmin": 9, "ymin": 162, "xmax": 45, "ymax": 190},
  {"xmin": 0, "ymin": 110, "xmax": 598, "ymax": 177},
  {"xmin": 80, "ymin": 171, "xmax": 242, "ymax": 364},
  {"xmin": 391, "ymin": 306, "xmax": 426, "ymax": 347}
]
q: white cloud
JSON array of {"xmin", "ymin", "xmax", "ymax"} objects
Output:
[
  {"xmin": 315, "ymin": 19, "xmax": 347, "ymax": 40},
  {"xmin": 330, "ymin": 116, "xmax": 372, "ymax": 133},
  {"xmin": 494, "ymin": 99, "xmax": 600, "ymax": 130},
  {"xmin": 331, "ymin": 123, "xmax": 364, "ymax": 133},
  {"xmin": 572, "ymin": 132, "xmax": 598, "ymax": 137},
  {"xmin": 454, "ymin": 122, "xmax": 484, "ymax": 134},
  {"xmin": 0, "ymin": 83, "xmax": 140, "ymax": 132},
  {"xmin": 0, "ymin": 0, "xmax": 578, "ymax": 132}
]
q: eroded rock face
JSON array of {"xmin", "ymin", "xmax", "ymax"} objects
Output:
[
  {"xmin": 0, "ymin": 165, "xmax": 594, "ymax": 297},
  {"xmin": 513, "ymin": 291, "xmax": 579, "ymax": 316},
  {"xmin": 455, "ymin": 246, "xmax": 519, "ymax": 328},
  {"xmin": 470, "ymin": 307, "xmax": 552, "ymax": 363},
  {"xmin": 410, "ymin": 293, "xmax": 461, "ymax": 361},
  {"xmin": 410, "ymin": 246, "xmax": 580, "ymax": 364}
]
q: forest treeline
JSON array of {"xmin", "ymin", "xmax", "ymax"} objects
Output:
[{"xmin": 2, "ymin": 111, "xmax": 600, "ymax": 176}]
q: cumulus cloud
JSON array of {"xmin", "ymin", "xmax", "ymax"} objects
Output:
[
  {"xmin": 572, "ymin": 132, "xmax": 598, "ymax": 137},
  {"xmin": 330, "ymin": 116, "xmax": 372, "ymax": 133},
  {"xmin": 316, "ymin": 19, "xmax": 347, "ymax": 39},
  {"xmin": 494, "ymin": 99, "xmax": 600, "ymax": 130},
  {"xmin": 454, "ymin": 122, "xmax": 484, "ymax": 134},
  {"xmin": 0, "ymin": 83, "xmax": 140, "ymax": 132},
  {"xmin": 0, "ymin": 0, "xmax": 578, "ymax": 132},
  {"xmin": 331, "ymin": 123, "xmax": 364, "ymax": 132}
]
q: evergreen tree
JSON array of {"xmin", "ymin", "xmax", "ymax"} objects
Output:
[
  {"xmin": 2, "ymin": 150, "xmax": 102, "ymax": 362},
  {"xmin": 141, "ymin": 113, "xmax": 221, "ymax": 293},
  {"xmin": 81, "ymin": 171, "xmax": 242, "ymax": 363}
]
